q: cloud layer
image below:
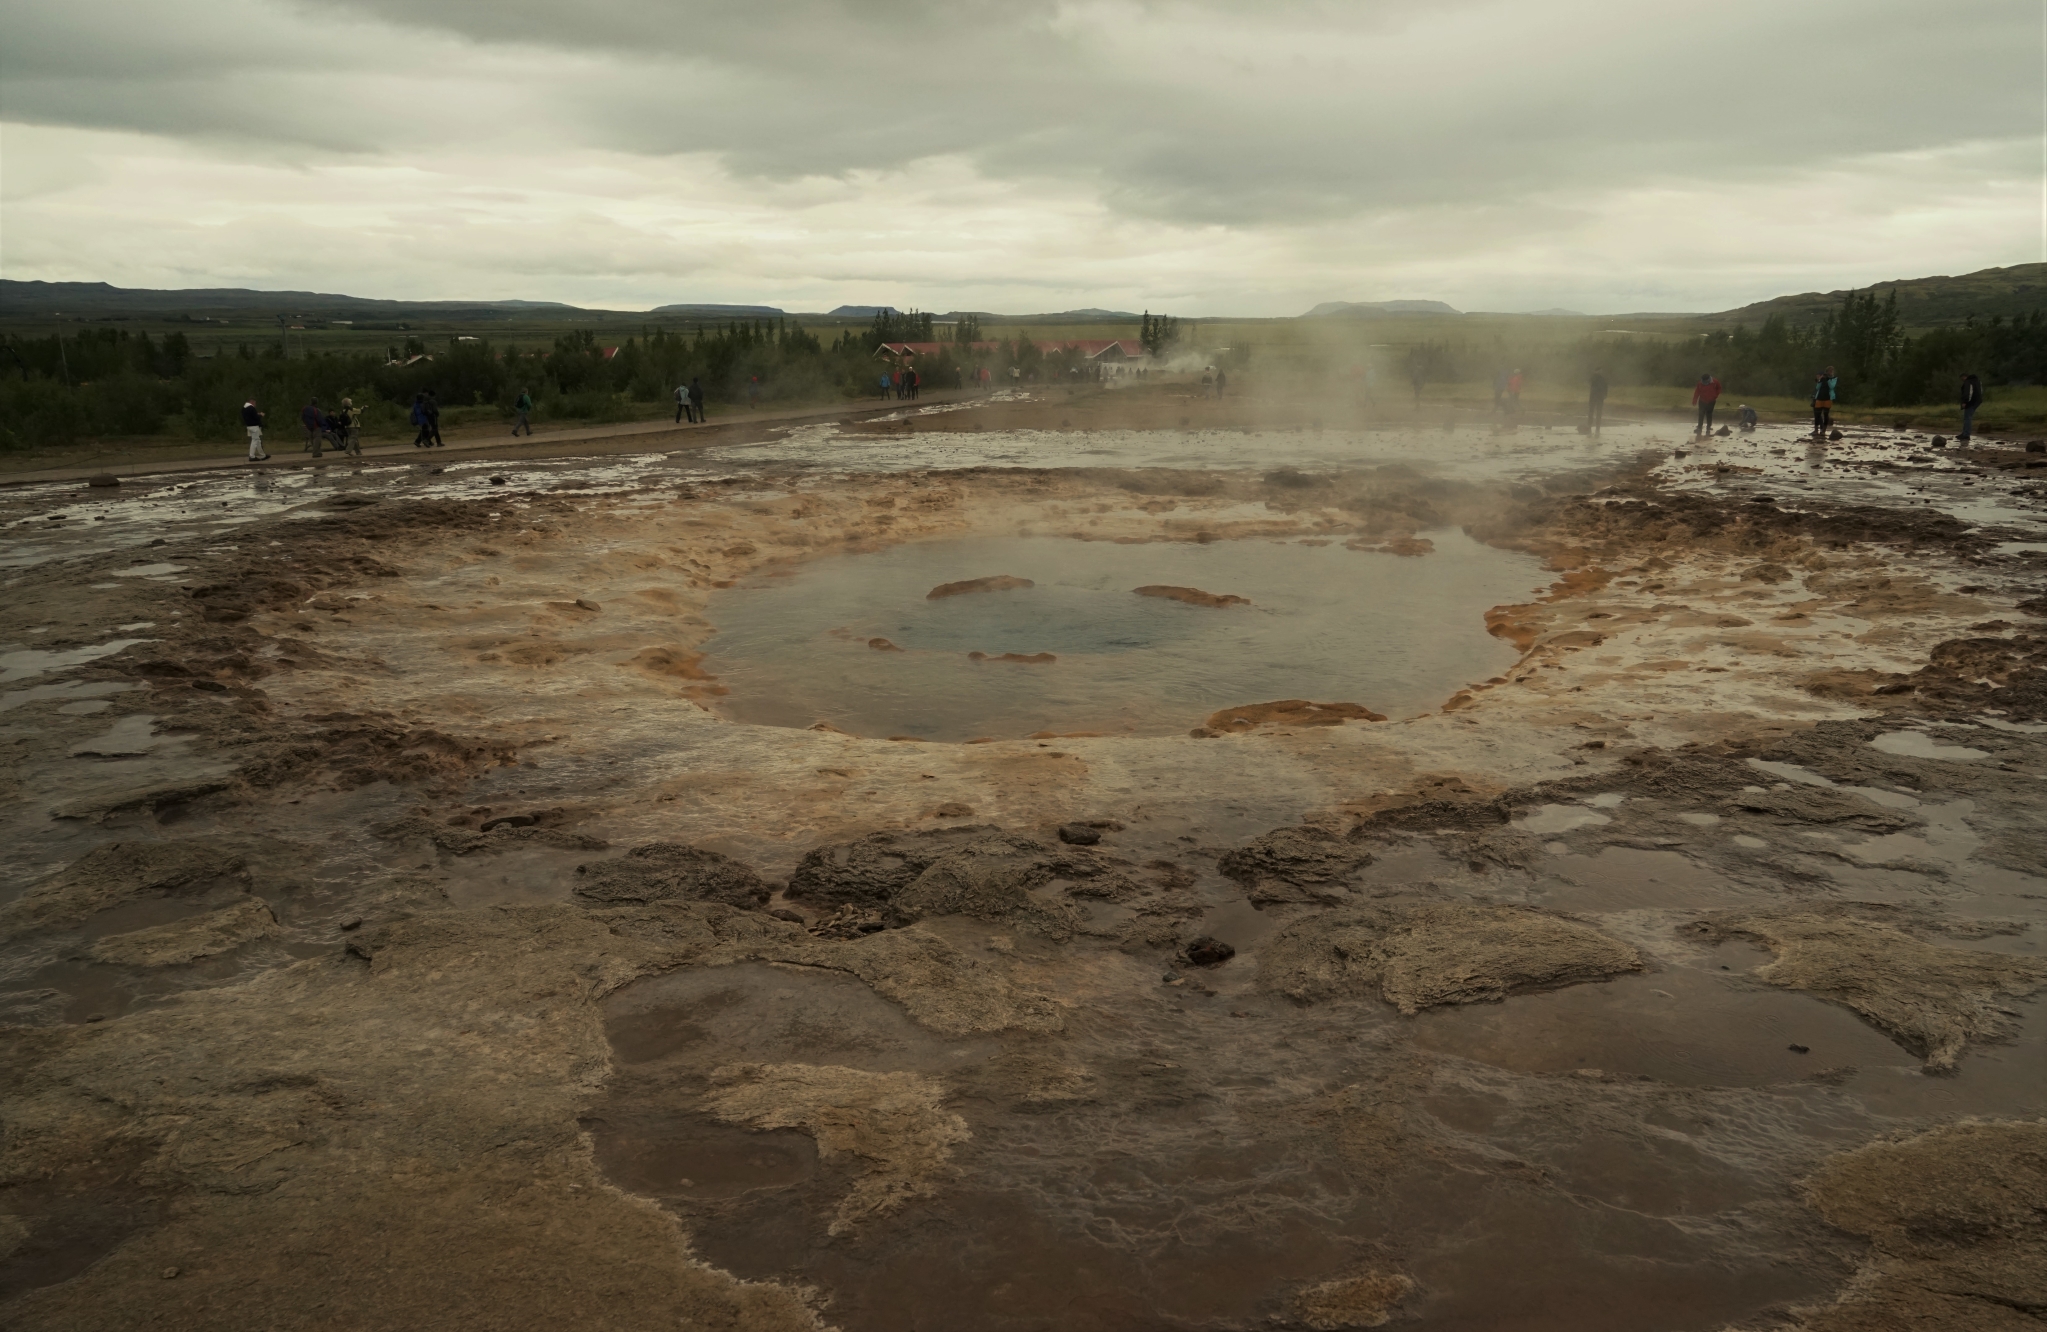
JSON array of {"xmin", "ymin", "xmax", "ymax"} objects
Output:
[{"xmin": 2, "ymin": 0, "xmax": 2038, "ymax": 313}]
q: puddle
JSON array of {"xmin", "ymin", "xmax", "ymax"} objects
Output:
[
  {"xmin": 1514, "ymin": 804, "xmax": 1613, "ymax": 835},
  {"xmin": 699, "ymin": 532, "xmax": 1538, "ymax": 740},
  {"xmin": 1745, "ymin": 758, "xmax": 1835, "ymax": 787},
  {"xmin": 0, "ymin": 639, "xmax": 151, "ymax": 686},
  {"xmin": 67, "ymin": 715, "xmax": 163, "ymax": 757},
  {"xmin": 0, "ymin": 681, "xmax": 136, "ymax": 714},
  {"xmin": 1869, "ymin": 730, "xmax": 1990, "ymax": 761},
  {"xmin": 1408, "ymin": 962, "xmax": 1914, "ymax": 1086}
]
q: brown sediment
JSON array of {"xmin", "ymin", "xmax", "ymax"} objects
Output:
[
  {"xmin": 1788, "ymin": 1120, "xmax": 2047, "ymax": 1330},
  {"xmin": 867, "ymin": 637, "xmax": 902, "ymax": 651},
  {"xmin": 927, "ymin": 575, "xmax": 1033, "ymax": 599},
  {"xmin": 6, "ymin": 424, "xmax": 2047, "ymax": 1330},
  {"xmin": 1132, "ymin": 584, "xmax": 1250, "ymax": 607},
  {"xmin": 1206, "ymin": 699, "xmax": 1386, "ymax": 731},
  {"xmin": 1344, "ymin": 536, "xmax": 1435, "ymax": 557},
  {"xmin": 1690, "ymin": 906, "xmax": 2047, "ymax": 1072},
  {"xmin": 967, "ymin": 650, "xmax": 1056, "ymax": 664},
  {"xmin": 1261, "ymin": 903, "xmax": 1645, "ymax": 1012}
]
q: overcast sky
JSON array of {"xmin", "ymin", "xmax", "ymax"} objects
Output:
[{"xmin": 1, "ymin": 0, "xmax": 2039, "ymax": 315}]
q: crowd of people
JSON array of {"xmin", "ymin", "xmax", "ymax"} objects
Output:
[{"xmin": 229, "ymin": 359, "xmax": 1998, "ymax": 465}]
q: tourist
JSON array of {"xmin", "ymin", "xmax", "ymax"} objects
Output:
[
  {"xmin": 1505, "ymin": 369, "xmax": 1523, "ymax": 416},
  {"xmin": 1737, "ymin": 403, "xmax": 1758, "ymax": 431},
  {"xmin": 1587, "ymin": 368, "xmax": 1608, "ymax": 432},
  {"xmin": 511, "ymin": 386, "xmax": 534, "ymax": 436},
  {"xmin": 878, "ymin": 371, "xmax": 892, "ymax": 400},
  {"xmin": 242, "ymin": 399, "xmax": 269, "ymax": 461},
  {"xmin": 747, "ymin": 375, "xmax": 761, "ymax": 409},
  {"xmin": 1811, "ymin": 369, "xmax": 1835, "ymax": 437},
  {"xmin": 688, "ymin": 377, "xmax": 705, "ymax": 422},
  {"xmin": 410, "ymin": 392, "xmax": 431, "ymax": 447},
  {"xmin": 338, "ymin": 398, "xmax": 362, "ymax": 455},
  {"xmin": 301, "ymin": 397, "xmax": 324, "ymax": 454},
  {"xmin": 423, "ymin": 390, "xmax": 444, "ymax": 447},
  {"xmin": 1216, "ymin": 369, "xmax": 1227, "ymax": 398},
  {"xmin": 1492, "ymin": 368, "xmax": 1507, "ymax": 414},
  {"xmin": 1959, "ymin": 372, "xmax": 1983, "ymax": 443},
  {"xmin": 675, "ymin": 381, "xmax": 692, "ymax": 424},
  {"xmin": 1691, "ymin": 372, "xmax": 1721, "ymax": 435}
]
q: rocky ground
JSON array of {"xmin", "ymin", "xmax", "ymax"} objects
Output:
[{"xmin": 1, "ymin": 404, "xmax": 2043, "ymax": 1330}]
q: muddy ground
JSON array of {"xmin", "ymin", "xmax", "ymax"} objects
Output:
[{"xmin": 2, "ymin": 401, "xmax": 2044, "ymax": 1330}]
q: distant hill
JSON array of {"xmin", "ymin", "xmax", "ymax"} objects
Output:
[
  {"xmin": 0, "ymin": 280, "xmax": 586, "ymax": 321},
  {"xmin": 828, "ymin": 305, "xmax": 898, "ymax": 317},
  {"xmin": 1304, "ymin": 299, "xmax": 1462, "ymax": 318},
  {"xmin": 1704, "ymin": 263, "xmax": 2047, "ymax": 329},
  {"xmin": 649, "ymin": 303, "xmax": 784, "ymax": 316}
]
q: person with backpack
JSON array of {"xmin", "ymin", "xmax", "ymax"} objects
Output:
[
  {"xmin": 242, "ymin": 400, "xmax": 269, "ymax": 461},
  {"xmin": 688, "ymin": 377, "xmax": 705, "ymax": 423},
  {"xmin": 410, "ymin": 392, "xmax": 431, "ymax": 447},
  {"xmin": 512, "ymin": 386, "xmax": 534, "ymax": 436},
  {"xmin": 675, "ymin": 382, "xmax": 692, "ymax": 424},
  {"xmin": 337, "ymin": 398, "xmax": 362, "ymax": 455},
  {"xmin": 1691, "ymin": 373, "xmax": 1722, "ymax": 435},
  {"xmin": 1959, "ymin": 372, "xmax": 1984, "ymax": 443},
  {"xmin": 1811, "ymin": 369, "xmax": 1836, "ymax": 437},
  {"xmin": 423, "ymin": 390, "xmax": 444, "ymax": 447}
]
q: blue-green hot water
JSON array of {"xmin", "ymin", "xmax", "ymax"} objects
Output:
[{"xmin": 699, "ymin": 530, "xmax": 1542, "ymax": 741}]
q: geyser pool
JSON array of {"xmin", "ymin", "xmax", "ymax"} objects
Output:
[{"xmin": 698, "ymin": 530, "xmax": 1541, "ymax": 740}]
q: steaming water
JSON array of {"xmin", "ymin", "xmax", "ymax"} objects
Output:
[{"xmin": 699, "ymin": 530, "xmax": 1538, "ymax": 740}]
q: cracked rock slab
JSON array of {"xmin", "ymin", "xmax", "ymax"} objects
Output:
[{"xmin": 1261, "ymin": 902, "xmax": 1644, "ymax": 1013}]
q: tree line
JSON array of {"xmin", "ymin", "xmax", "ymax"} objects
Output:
[
  {"xmin": 1401, "ymin": 291, "xmax": 2045, "ymax": 405},
  {"xmin": 0, "ymin": 314, "xmax": 1137, "ymax": 449}
]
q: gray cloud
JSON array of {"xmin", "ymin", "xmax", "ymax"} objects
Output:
[
  {"xmin": 6, "ymin": 0, "xmax": 2034, "ymax": 223},
  {"xmin": 1, "ymin": 0, "xmax": 2037, "ymax": 311}
]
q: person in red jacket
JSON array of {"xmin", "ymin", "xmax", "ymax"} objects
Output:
[{"xmin": 1691, "ymin": 373, "xmax": 1722, "ymax": 435}]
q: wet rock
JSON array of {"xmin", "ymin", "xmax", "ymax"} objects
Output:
[
  {"xmin": 1792, "ymin": 1120, "xmax": 2047, "ymax": 1329},
  {"xmin": 1182, "ymin": 935, "xmax": 1235, "ymax": 967},
  {"xmin": 768, "ymin": 908, "xmax": 806, "ymax": 924},
  {"xmin": 1930, "ymin": 435, "xmax": 1947, "ymax": 447},
  {"xmin": 1291, "ymin": 1271, "xmax": 1416, "ymax": 1330},
  {"xmin": 1205, "ymin": 700, "xmax": 1386, "ymax": 732},
  {"xmin": 87, "ymin": 474, "xmax": 121, "ymax": 488},
  {"xmin": 573, "ymin": 598, "xmax": 601, "ymax": 613},
  {"xmin": 374, "ymin": 814, "xmax": 608, "ymax": 857},
  {"xmin": 966, "ymin": 650, "xmax": 1056, "ymax": 664},
  {"xmin": 1219, "ymin": 826, "xmax": 1374, "ymax": 904},
  {"xmin": 0, "ymin": 839, "xmax": 252, "ymax": 937},
  {"xmin": 489, "ymin": 475, "xmax": 508, "ymax": 485},
  {"xmin": 927, "ymin": 575, "xmax": 1033, "ymax": 599},
  {"xmin": 338, "ymin": 915, "xmax": 363, "ymax": 931},
  {"xmin": 1261, "ymin": 903, "xmax": 1644, "ymax": 1012},
  {"xmin": 702, "ymin": 1063, "xmax": 968, "ymax": 1237},
  {"xmin": 573, "ymin": 843, "xmax": 773, "ymax": 910},
  {"xmin": 1691, "ymin": 906, "xmax": 2047, "ymax": 1071},
  {"xmin": 88, "ymin": 897, "xmax": 278, "ymax": 967},
  {"xmin": 1722, "ymin": 787, "xmax": 1921, "ymax": 831},
  {"xmin": 1132, "ymin": 585, "xmax": 1249, "ymax": 608},
  {"xmin": 930, "ymin": 802, "xmax": 974, "ymax": 818},
  {"xmin": 2028, "ymin": 439, "xmax": 2046, "ymax": 453},
  {"xmin": 479, "ymin": 813, "xmax": 537, "ymax": 831},
  {"xmin": 190, "ymin": 679, "xmax": 227, "ymax": 692},
  {"xmin": 867, "ymin": 637, "xmax": 901, "ymax": 651},
  {"xmin": 1057, "ymin": 823, "xmax": 1101, "ymax": 846},
  {"xmin": 788, "ymin": 826, "xmax": 1118, "ymax": 936}
]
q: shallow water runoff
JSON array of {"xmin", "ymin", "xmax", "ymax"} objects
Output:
[{"xmin": 700, "ymin": 530, "xmax": 1537, "ymax": 739}]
